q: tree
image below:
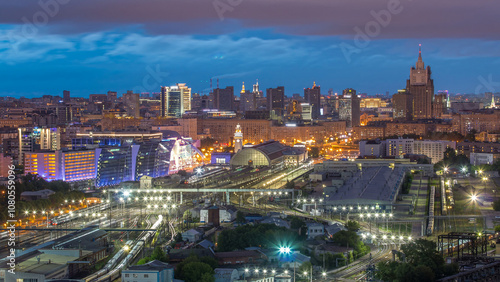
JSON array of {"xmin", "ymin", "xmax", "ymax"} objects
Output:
[
  {"xmin": 415, "ymin": 265, "xmax": 435, "ymax": 282},
  {"xmin": 235, "ymin": 211, "xmax": 246, "ymax": 224},
  {"xmin": 180, "ymin": 262, "xmax": 214, "ymax": 282},
  {"xmin": 376, "ymin": 261, "xmax": 399, "ymax": 281},
  {"xmin": 401, "ymin": 239, "xmax": 444, "ymax": 278},
  {"xmin": 345, "ymin": 220, "xmax": 360, "ymax": 232},
  {"xmin": 290, "ymin": 216, "xmax": 306, "ymax": 230},
  {"xmin": 151, "ymin": 246, "xmax": 168, "ymax": 262},
  {"xmin": 298, "ymin": 261, "xmax": 313, "ymax": 275},
  {"xmin": 493, "ymin": 200, "xmax": 500, "ymax": 211}
]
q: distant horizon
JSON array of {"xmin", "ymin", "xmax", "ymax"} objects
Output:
[{"xmin": 1, "ymin": 1, "xmax": 499, "ymax": 98}]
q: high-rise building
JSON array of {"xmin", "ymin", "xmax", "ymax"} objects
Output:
[
  {"xmin": 177, "ymin": 83, "xmax": 192, "ymax": 112},
  {"xmin": 406, "ymin": 45, "xmax": 434, "ymax": 119},
  {"xmin": 240, "ymin": 82, "xmax": 256, "ymax": 112},
  {"xmin": 433, "ymin": 92, "xmax": 447, "ymax": 118},
  {"xmin": 339, "ymin": 88, "xmax": 360, "ymax": 127},
  {"xmin": 161, "ymin": 84, "xmax": 188, "ymax": 118},
  {"xmin": 304, "ymin": 82, "xmax": 321, "ymax": 119},
  {"xmin": 63, "ymin": 90, "xmax": 70, "ymax": 103},
  {"xmin": 213, "ymin": 86, "xmax": 234, "ymax": 111},
  {"xmin": 266, "ymin": 86, "xmax": 285, "ymax": 116},
  {"xmin": 253, "ymin": 80, "xmax": 262, "ymax": 98},
  {"xmin": 392, "ymin": 90, "xmax": 413, "ymax": 121},
  {"xmin": 107, "ymin": 91, "xmax": 117, "ymax": 103},
  {"xmin": 123, "ymin": 91, "xmax": 140, "ymax": 118}
]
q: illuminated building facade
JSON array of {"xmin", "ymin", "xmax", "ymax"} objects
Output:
[
  {"xmin": 234, "ymin": 124, "xmax": 243, "ymax": 153},
  {"xmin": 61, "ymin": 150, "xmax": 96, "ymax": 182},
  {"xmin": 161, "ymin": 84, "xmax": 191, "ymax": 118},
  {"xmin": 96, "ymin": 146, "xmax": 139, "ymax": 187},
  {"xmin": 304, "ymin": 82, "xmax": 321, "ymax": 119},
  {"xmin": 339, "ymin": 88, "xmax": 361, "ymax": 127},
  {"xmin": 24, "ymin": 152, "xmax": 59, "ymax": 181}
]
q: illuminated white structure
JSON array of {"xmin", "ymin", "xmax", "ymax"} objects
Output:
[{"xmin": 234, "ymin": 124, "xmax": 243, "ymax": 153}]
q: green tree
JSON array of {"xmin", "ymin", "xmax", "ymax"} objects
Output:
[
  {"xmin": 493, "ymin": 200, "xmax": 500, "ymax": 211},
  {"xmin": 375, "ymin": 261, "xmax": 399, "ymax": 281},
  {"xmin": 495, "ymin": 225, "xmax": 500, "ymax": 232},
  {"xmin": 401, "ymin": 239, "xmax": 444, "ymax": 278},
  {"xmin": 290, "ymin": 216, "xmax": 306, "ymax": 230},
  {"xmin": 235, "ymin": 211, "xmax": 246, "ymax": 224},
  {"xmin": 180, "ymin": 262, "xmax": 214, "ymax": 282},
  {"xmin": 345, "ymin": 220, "xmax": 360, "ymax": 232},
  {"xmin": 151, "ymin": 246, "xmax": 168, "ymax": 262}
]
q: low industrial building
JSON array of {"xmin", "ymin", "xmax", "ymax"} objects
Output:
[
  {"xmin": 122, "ymin": 260, "xmax": 174, "ymax": 282},
  {"xmin": 323, "ymin": 165, "xmax": 405, "ymax": 208}
]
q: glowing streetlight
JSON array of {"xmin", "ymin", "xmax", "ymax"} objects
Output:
[{"xmin": 471, "ymin": 195, "xmax": 477, "ymax": 202}]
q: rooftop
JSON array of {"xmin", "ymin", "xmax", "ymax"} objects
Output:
[
  {"xmin": 324, "ymin": 166, "xmax": 405, "ymax": 204},
  {"xmin": 126, "ymin": 260, "xmax": 173, "ymax": 271}
]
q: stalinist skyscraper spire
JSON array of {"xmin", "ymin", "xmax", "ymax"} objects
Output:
[{"xmin": 405, "ymin": 44, "xmax": 434, "ymax": 120}]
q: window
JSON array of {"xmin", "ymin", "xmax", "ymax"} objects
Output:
[
  {"xmin": 144, "ymin": 274, "xmax": 149, "ymax": 278},
  {"xmin": 125, "ymin": 274, "xmax": 130, "ymax": 278},
  {"xmin": 133, "ymin": 274, "xmax": 138, "ymax": 278}
]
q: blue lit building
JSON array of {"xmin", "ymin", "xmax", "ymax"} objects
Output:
[{"xmin": 95, "ymin": 145, "xmax": 139, "ymax": 187}]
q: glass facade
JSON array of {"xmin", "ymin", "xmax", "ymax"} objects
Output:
[
  {"xmin": 135, "ymin": 141, "xmax": 171, "ymax": 180},
  {"xmin": 96, "ymin": 146, "xmax": 138, "ymax": 187}
]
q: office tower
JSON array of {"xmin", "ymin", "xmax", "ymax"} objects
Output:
[
  {"xmin": 339, "ymin": 88, "xmax": 360, "ymax": 127},
  {"xmin": 213, "ymin": 86, "xmax": 234, "ymax": 111},
  {"xmin": 161, "ymin": 84, "xmax": 190, "ymax": 118},
  {"xmin": 433, "ymin": 92, "xmax": 447, "ymax": 118},
  {"xmin": 107, "ymin": 91, "xmax": 117, "ymax": 103},
  {"xmin": 234, "ymin": 124, "xmax": 243, "ymax": 153},
  {"xmin": 301, "ymin": 103, "xmax": 312, "ymax": 121},
  {"xmin": 63, "ymin": 90, "xmax": 70, "ymax": 103},
  {"xmin": 177, "ymin": 83, "xmax": 192, "ymax": 112},
  {"xmin": 240, "ymin": 82, "xmax": 256, "ymax": 112},
  {"xmin": 393, "ymin": 90, "xmax": 413, "ymax": 121},
  {"xmin": 253, "ymin": 80, "xmax": 261, "ymax": 98},
  {"xmin": 304, "ymin": 82, "xmax": 321, "ymax": 119},
  {"xmin": 406, "ymin": 45, "xmax": 434, "ymax": 119},
  {"xmin": 123, "ymin": 91, "xmax": 140, "ymax": 118},
  {"xmin": 266, "ymin": 86, "xmax": 285, "ymax": 116}
]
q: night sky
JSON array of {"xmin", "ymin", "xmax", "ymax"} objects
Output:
[{"xmin": 1, "ymin": 0, "xmax": 499, "ymax": 97}]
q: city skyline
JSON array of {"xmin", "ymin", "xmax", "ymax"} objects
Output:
[{"xmin": 1, "ymin": 0, "xmax": 499, "ymax": 97}]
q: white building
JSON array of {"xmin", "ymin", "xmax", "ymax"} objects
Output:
[
  {"xmin": 181, "ymin": 229, "xmax": 203, "ymax": 242},
  {"xmin": 122, "ymin": 260, "xmax": 174, "ymax": 282},
  {"xmin": 386, "ymin": 138, "xmax": 414, "ymax": 157},
  {"xmin": 470, "ymin": 153, "xmax": 494, "ymax": 166},
  {"xmin": 306, "ymin": 222, "xmax": 325, "ymax": 239},
  {"xmin": 200, "ymin": 205, "xmax": 238, "ymax": 223},
  {"xmin": 413, "ymin": 140, "xmax": 455, "ymax": 164},
  {"xmin": 214, "ymin": 268, "xmax": 239, "ymax": 282}
]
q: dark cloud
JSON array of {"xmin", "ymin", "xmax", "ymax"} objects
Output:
[{"xmin": 1, "ymin": 0, "xmax": 499, "ymax": 39}]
